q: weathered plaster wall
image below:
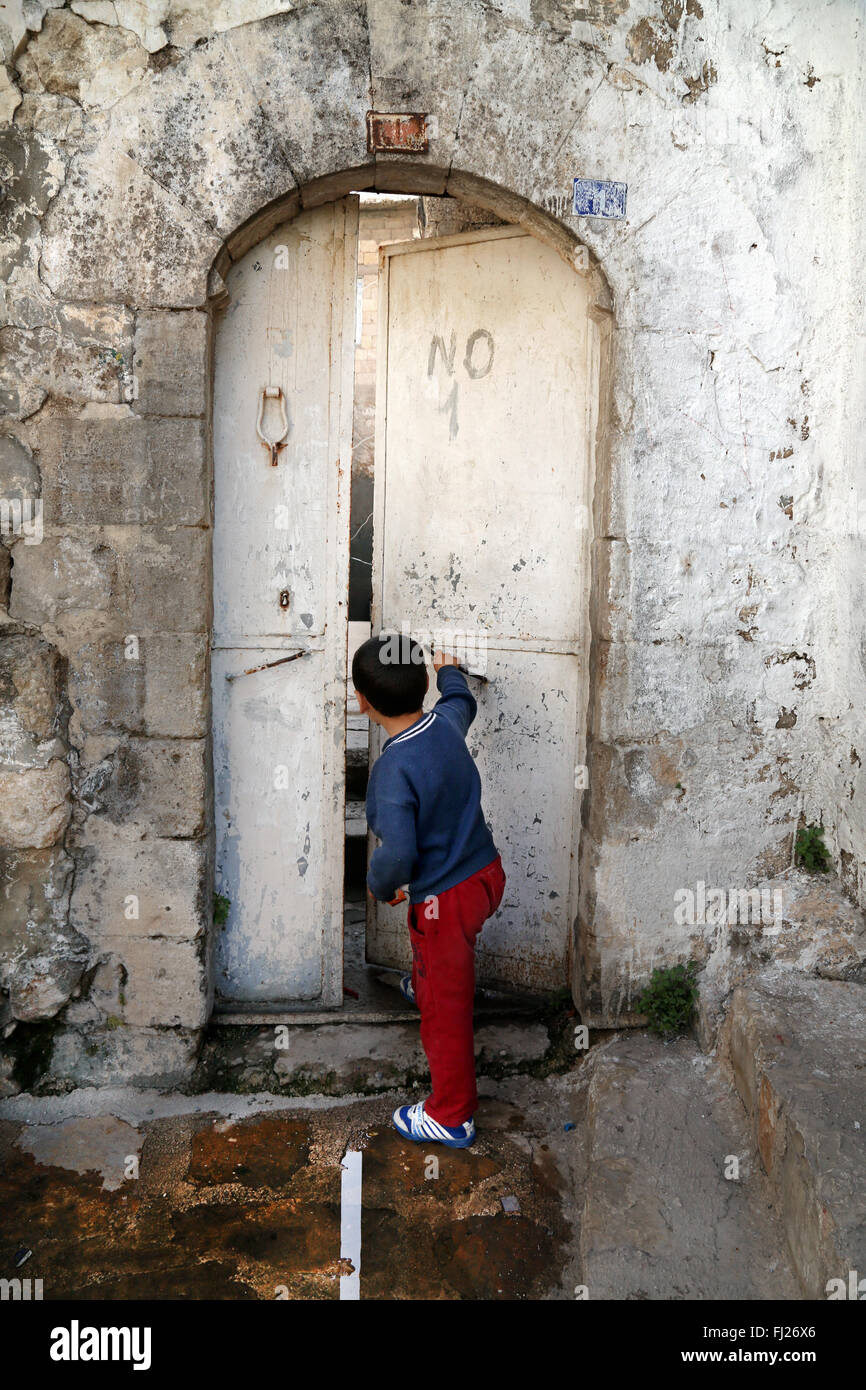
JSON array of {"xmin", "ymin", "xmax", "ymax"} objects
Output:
[{"xmin": 0, "ymin": 0, "xmax": 863, "ymax": 1085}]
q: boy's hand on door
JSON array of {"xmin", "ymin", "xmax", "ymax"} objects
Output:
[{"xmin": 433, "ymin": 650, "xmax": 459, "ymax": 672}]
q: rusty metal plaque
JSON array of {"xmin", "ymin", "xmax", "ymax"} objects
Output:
[{"xmin": 366, "ymin": 111, "xmax": 430, "ymax": 153}]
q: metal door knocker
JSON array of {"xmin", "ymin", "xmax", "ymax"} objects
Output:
[{"xmin": 256, "ymin": 385, "xmax": 289, "ymax": 466}]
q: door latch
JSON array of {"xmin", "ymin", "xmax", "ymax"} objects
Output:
[
  {"xmin": 256, "ymin": 385, "xmax": 289, "ymax": 466},
  {"xmin": 225, "ymin": 650, "xmax": 308, "ymax": 682}
]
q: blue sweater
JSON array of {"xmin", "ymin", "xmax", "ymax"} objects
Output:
[{"xmin": 366, "ymin": 666, "xmax": 498, "ymax": 904}]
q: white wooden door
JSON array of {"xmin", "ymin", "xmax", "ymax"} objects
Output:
[
  {"xmin": 212, "ymin": 198, "xmax": 358, "ymax": 1007},
  {"xmin": 368, "ymin": 226, "xmax": 595, "ymax": 993}
]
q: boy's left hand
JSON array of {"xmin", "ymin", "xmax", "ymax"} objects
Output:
[{"xmin": 367, "ymin": 887, "xmax": 407, "ymax": 906}]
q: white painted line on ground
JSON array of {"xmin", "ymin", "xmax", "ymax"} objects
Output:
[{"xmin": 339, "ymin": 1147, "xmax": 363, "ymax": 1300}]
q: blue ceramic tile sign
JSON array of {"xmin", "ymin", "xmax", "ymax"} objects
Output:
[{"xmin": 572, "ymin": 178, "xmax": 627, "ymax": 218}]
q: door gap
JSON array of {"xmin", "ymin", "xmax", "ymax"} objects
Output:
[{"xmin": 343, "ymin": 193, "xmax": 423, "ymax": 1005}]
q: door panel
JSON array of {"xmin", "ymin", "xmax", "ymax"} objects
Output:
[
  {"xmin": 379, "ymin": 228, "xmax": 589, "ymax": 645},
  {"xmin": 368, "ymin": 227, "xmax": 592, "ymax": 993},
  {"xmin": 213, "ymin": 205, "xmax": 353, "ymax": 644},
  {"xmin": 211, "ymin": 648, "xmax": 327, "ymax": 1002},
  {"xmin": 212, "ymin": 198, "xmax": 358, "ymax": 1007}
]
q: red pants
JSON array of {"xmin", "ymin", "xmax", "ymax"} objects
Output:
[{"xmin": 408, "ymin": 855, "xmax": 506, "ymax": 1127}]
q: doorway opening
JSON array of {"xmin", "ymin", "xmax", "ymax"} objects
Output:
[{"xmin": 211, "ymin": 180, "xmax": 604, "ymax": 1017}]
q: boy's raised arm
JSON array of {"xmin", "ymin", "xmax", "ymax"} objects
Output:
[{"xmin": 432, "ymin": 653, "xmax": 477, "ymax": 738}]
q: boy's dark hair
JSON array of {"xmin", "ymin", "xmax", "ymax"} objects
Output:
[{"xmin": 352, "ymin": 632, "xmax": 428, "ymax": 717}]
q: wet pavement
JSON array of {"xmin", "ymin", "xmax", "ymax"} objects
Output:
[{"xmin": 0, "ymin": 1075, "xmax": 586, "ymax": 1300}]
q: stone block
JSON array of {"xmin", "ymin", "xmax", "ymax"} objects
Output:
[
  {"xmin": 133, "ymin": 310, "xmax": 209, "ymax": 417},
  {"xmin": 0, "ymin": 846, "xmax": 85, "ymax": 1022},
  {"xmin": 92, "ymin": 934, "xmax": 210, "ymax": 1029},
  {"xmin": 110, "ymin": 526, "xmax": 211, "ymax": 632},
  {"xmin": 109, "ymin": 34, "xmax": 298, "ymax": 239},
  {"xmin": 48, "ymin": 1025, "xmax": 200, "ymax": 1089},
  {"xmin": 0, "ymin": 316, "xmax": 134, "ymax": 419},
  {"xmin": 374, "ymin": 160, "xmax": 447, "ymax": 195},
  {"xmin": 696, "ymin": 868, "xmax": 866, "ymax": 1049},
  {"xmin": 15, "ymin": 10, "xmax": 148, "ymax": 111},
  {"xmin": 65, "ymin": 629, "xmax": 208, "ymax": 738},
  {"xmin": 0, "ymin": 759, "xmax": 71, "ymax": 848},
  {"xmin": 34, "ymin": 411, "xmax": 209, "ymax": 527},
  {"xmin": 8, "ymin": 533, "xmax": 116, "ymax": 625},
  {"xmin": 591, "ymin": 636, "xmax": 743, "ymax": 743},
  {"xmin": 70, "ymin": 827, "xmax": 210, "ymax": 945},
  {"xmin": 80, "ymin": 736, "xmax": 209, "ymax": 838},
  {"xmin": 573, "ymin": 824, "xmax": 803, "ymax": 1027},
  {"xmin": 596, "ymin": 532, "xmax": 832, "ymax": 651},
  {"xmin": 10, "ymin": 526, "xmax": 211, "ymax": 632},
  {"xmin": 225, "ymin": 191, "xmax": 302, "ymax": 264},
  {"xmin": 0, "ymin": 632, "xmax": 67, "ymax": 770},
  {"xmin": 226, "ymin": 1, "xmax": 372, "ymax": 189},
  {"xmin": 581, "ymin": 1034, "xmax": 800, "ymax": 1299},
  {"xmin": 274, "ymin": 1022, "xmax": 427, "ymax": 1091},
  {"xmin": 366, "ymin": 0, "xmax": 484, "ymax": 179},
  {"xmin": 41, "ymin": 147, "xmax": 221, "ymax": 306},
  {"xmin": 0, "ymin": 431, "xmax": 40, "ymax": 500}
]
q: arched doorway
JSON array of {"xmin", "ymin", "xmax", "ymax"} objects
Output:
[{"xmin": 210, "ymin": 182, "xmax": 610, "ymax": 1013}]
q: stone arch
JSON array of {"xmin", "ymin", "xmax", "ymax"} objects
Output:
[{"xmin": 209, "ymin": 163, "xmax": 614, "ymax": 314}]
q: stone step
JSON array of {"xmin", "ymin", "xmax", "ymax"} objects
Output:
[
  {"xmin": 345, "ymin": 796, "xmax": 366, "ymax": 837},
  {"xmin": 197, "ymin": 1015, "xmax": 551, "ymax": 1095},
  {"xmin": 580, "ymin": 1033, "xmax": 801, "ymax": 1299},
  {"xmin": 721, "ymin": 967, "xmax": 866, "ymax": 1299},
  {"xmin": 346, "ymin": 714, "xmax": 369, "ymax": 764}
]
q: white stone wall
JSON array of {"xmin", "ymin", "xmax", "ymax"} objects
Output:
[{"xmin": 0, "ymin": 0, "xmax": 863, "ymax": 1084}]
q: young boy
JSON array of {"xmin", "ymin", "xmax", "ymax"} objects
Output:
[{"xmin": 352, "ymin": 633, "xmax": 505, "ymax": 1149}]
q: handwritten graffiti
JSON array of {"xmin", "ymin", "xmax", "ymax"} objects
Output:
[{"xmin": 427, "ymin": 329, "xmax": 495, "ymax": 440}]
